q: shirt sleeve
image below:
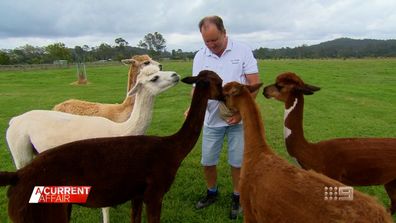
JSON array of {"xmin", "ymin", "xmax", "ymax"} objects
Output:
[
  {"xmin": 242, "ymin": 47, "xmax": 259, "ymax": 75},
  {"xmin": 192, "ymin": 49, "xmax": 204, "ymax": 77}
]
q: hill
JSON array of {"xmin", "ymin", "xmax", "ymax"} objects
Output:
[{"xmin": 254, "ymin": 38, "xmax": 396, "ymax": 59}]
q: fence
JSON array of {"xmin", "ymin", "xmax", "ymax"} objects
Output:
[{"xmin": 0, "ymin": 61, "xmax": 122, "ymax": 71}]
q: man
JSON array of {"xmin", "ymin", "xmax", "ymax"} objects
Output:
[{"xmin": 185, "ymin": 15, "xmax": 260, "ymax": 219}]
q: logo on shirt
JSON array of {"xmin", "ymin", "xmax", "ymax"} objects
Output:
[{"xmin": 230, "ymin": 59, "xmax": 240, "ymax": 64}]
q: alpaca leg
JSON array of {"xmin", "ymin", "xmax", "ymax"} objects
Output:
[
  {"xmin": 6, "ymin": 132, "xmax": 35, "ymax": 169},
  {"xmin": 131, "ymin": 198, "xmax": 143, "ymax": 223},
  {"xmin": 145, "ymin": 197, "xmax": 163, "ymax": 223},
  {"xmin": 32, "ymin": 204, "xmax": 69, "ymax": 223},
  {"xmin": 102, "ymin": 207, "xmax": 110, "ymax": 223},
  {"xmin": 384, "ymin": 180, "xmax": 396, "ymax": 214},
  {"xmin": 67, "ymin": 204, "xmax": 73, "ymax": 222}
]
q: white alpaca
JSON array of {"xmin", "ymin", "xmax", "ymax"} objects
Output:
[{"xmin": 6, "ymin": 64, "xmax": 180, "ymax": 169}]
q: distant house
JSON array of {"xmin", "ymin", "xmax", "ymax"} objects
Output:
[{"xmin": 53, "ymin": 60, "xmax": 68, "ymax": 67}]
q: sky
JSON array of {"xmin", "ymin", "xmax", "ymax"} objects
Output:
[{"xmin": 0, "ymin": 0, "xmax": 395, "ymax": 52}]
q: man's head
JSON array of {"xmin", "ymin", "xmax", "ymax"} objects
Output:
[{"xmin": 199, "ymin": 16, "xmax": 228, "ymax": 56}]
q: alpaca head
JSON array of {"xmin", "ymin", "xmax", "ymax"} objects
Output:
[
  {"xmin": 222, "ymin": 82, "xmax": 263, "ymax": 112},
  {"xmin": 127, "ymin": 64, "xmax": 179, "ymax": 96},
  {"xmin": 121, "ymin": 54, "xmax": 162, "ymax": 71},
  {"xmin": 263, "ymin": 72, "xmax": 320, "ymax": 102},
  {"xmin": 181, "ymin": 70, "xmax": 224, "ymax": 101}
]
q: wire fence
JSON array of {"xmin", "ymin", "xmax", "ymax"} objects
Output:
[{"xmin": 0, "ymin": 61, "xmax": 122, "ymax": 71}]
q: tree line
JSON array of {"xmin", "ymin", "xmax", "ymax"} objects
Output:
[
  {"xmin": 1, "ymin": 36, "xmax": 396, "ymax": 65},
  {"xmin": 0, "ymin": 33, "xmax": 195, "ymax": 65}
]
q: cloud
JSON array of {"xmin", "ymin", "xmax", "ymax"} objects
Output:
[{"xmin": 0, "ymin": 0, "xmax": 395, "ymax": 50}]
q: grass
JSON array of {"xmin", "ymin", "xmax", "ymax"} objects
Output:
[{"xmin": 0, "ymin": 58, "xmax": 395, "ymax": 222}]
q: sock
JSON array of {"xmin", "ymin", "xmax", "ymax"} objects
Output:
[
  {"xmin": 232, "ymin": 192, "xmax": 240, "ymax": 201},
  {"xmin": 207, "ymin": 186, "xmax": 218, "ymax": 195}
]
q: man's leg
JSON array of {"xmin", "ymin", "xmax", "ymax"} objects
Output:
[
  {"xmin": 196, "ymin": 125, "xmax": 225, "ymax": 209},
  {"xmin": 227, "ymin": 124, "xmax": 244, "ymax": 219}
]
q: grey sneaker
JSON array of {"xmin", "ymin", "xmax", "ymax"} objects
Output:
[
  {"xmin": 195, "ymin": 190, "xmax": 218, "ymax": 209},
  {"xmin": 230, "ymin": 194, "xmax": 241, "ymax": 220}
]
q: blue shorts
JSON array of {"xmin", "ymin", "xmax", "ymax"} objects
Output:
[{"xmin": 201, "ymin": 124, "xmax": 244, "ymax": 168}]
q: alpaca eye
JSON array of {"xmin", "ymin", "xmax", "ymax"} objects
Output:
[
  {"xmin": 150, "ymin": 76, "xmax": 159, "ymax": 82},
  {"xmin": 275, "ymin": 84, "xmax": 283, "ymax": 90},
  {"xmin": 144, "ymin": 61, "xmax": 151, "ymax": 65}
]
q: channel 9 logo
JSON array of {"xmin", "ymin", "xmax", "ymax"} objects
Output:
[{"xmin": 324, "ymin": 186, "xmax": 353, "ymax": 201}]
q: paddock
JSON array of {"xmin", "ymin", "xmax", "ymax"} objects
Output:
[{"xmin": 0, "ymin": 59, "xmax": 395, "ymax": 222}]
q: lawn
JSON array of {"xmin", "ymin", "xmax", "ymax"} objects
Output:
[{"xmin": 0, "ymin": 59, "xmax": 395, "ymax": 222}]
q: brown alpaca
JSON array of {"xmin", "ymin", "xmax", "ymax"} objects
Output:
[
  {"xmin": 263, "ymin": 72, "xmax": 396, "ymax": 214},
  {"xmin": 223, "ymin": 82, "xmax": 392, "ymax": 223},
  {"xmin": 0, "ymin": 70, "xmax": 223, "ymax": 223},
  {"xmin": 53, "ymin": 54, "xmax": 161, "ymax": 123}
]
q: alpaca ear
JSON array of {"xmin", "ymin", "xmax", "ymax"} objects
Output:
[
  {"xmin": 127, "ymin": 82, "xmax": 142, "ymax": 96},
  {"xmin": 247, "ymin": 83, "xmax": 263, "ymax": 93},
  {"xmin": 296, "ymin": 84, "xmax": 320, "ymax": 95},
  {"xmin": 121, "ymin": 59, "xmax": 138, "ymax": 66},
  {"xmin": 181, "ymin": 76, "xmax": 198, "ymax": 84},
  {"xmin": 305, "ymin": 84, "xmax": 320, "ymax": 92}
]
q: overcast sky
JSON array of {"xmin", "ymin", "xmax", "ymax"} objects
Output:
[{"xmin": 0, "ymin": 0, "xmax": 395, "ymax": 51}]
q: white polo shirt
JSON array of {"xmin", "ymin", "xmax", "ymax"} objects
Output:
[{"xmin": 192, "ymin": 38, "xmax": 259, "ymax": 127}]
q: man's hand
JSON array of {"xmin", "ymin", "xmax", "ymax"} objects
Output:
[{"xmin": 226, "ymin": 112, "xmax": 241, "ymax": 125}]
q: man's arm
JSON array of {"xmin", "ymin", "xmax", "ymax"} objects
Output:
[{"xmin": 246, "ymin": 73, "xmax": 260, "ymax": 98}]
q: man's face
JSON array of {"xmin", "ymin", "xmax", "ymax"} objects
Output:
[{"xmin": 201, "ymin": 24, "xmax": 227, "ymax": 56}]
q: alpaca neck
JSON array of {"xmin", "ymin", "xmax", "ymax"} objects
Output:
[
  {"xmin": 173, "ymin": 85, "xmax": 210, "ymax": 160},
  {"xmin": 236, "ymin": 91, "xmax": 272, "ymax": 159},
  {"xmin": 127, "ymin": 66, "xmax": 139, "ymax": 93},
  {"xmin": 121, "ymin": 95, "xmax": 134, "ymax": 106},
  {"xmin": 120, "ymin": 89, "xmax": 154, "ymax": 135},
  {"xmin": 284, "ymin": 94, "xmax": 309, "ymax": 158}
]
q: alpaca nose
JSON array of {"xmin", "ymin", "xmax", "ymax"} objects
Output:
[
  {"xmin": 159, "ymin": 64, "xmax": 163, "ymax": 71},
  {"xmin": 172, "ymin": 73, "xmax": 179, "ymax": 81}
]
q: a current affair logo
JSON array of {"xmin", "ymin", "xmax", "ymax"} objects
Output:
[{"xmin": 29, "ymin": 186, "xmax": 91, "ymax": 203}]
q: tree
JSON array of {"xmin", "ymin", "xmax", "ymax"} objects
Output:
[
  {"xmin": 115, "ymin": 37, "xmax": 128, "ymax": 48},
  {"xmin": 0, "ymin": 50, "xmax": 10, "ymax": 65},
  {"xmin": 137, "ymin": 32, "xmax": 166, "ymax": 56},
  {"xmin": 45, "ymin": 42, "xmax": 71, "ymax": 62},
  {"xmin": 95, "ymin": 43, "xmax": 113, "ymax": 60}
]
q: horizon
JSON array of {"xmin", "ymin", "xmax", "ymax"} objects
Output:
[{"xmin": 1, "ymin": 0, "xmax": 395, "ymax": 52}]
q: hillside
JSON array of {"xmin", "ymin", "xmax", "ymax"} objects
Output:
[{"xmin": 254, "ymin": 38, "xmax": 396, "ymax": 59}]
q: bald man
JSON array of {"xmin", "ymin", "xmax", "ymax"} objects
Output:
[{"xmin": 185, "ymin": 15, "xmax": 260, "ymax": 219}]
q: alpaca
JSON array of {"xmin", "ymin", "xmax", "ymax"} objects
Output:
[
  {"xmin": 263, "ymin": 72, "xmax": 396, "ymax": 214},
  {"xmin": 6, "ymin": 64, "xmax": 179, "ymax": 170},
  {"xmin": 222, "ymin": 82, "xmax": 392, "ymax": 223},
  {"xmin": 0, "ymin": 70, "xmax": 224, "ymax": 223},
  {"xmin": 53, "ymin": 54, "xmax": 161, "ymax": 123}
]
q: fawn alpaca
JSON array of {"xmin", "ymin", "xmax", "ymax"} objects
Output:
[
  {"xmin": 223, "ymin": 81, "xmax": 391, "ymax": 223},
  {"xmin": 53, "ymin": 54, "xmax": 160, "ymax": 123},
  {"xmin": 0, "ymin": 70, "xmax": 224, "ymax": 223},
  {"xmin": 263, "ymin": 72, "xmax": 396, "ymax": 214}
]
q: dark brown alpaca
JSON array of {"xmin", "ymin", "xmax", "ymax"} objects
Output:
[
  {"xmin": 0, "ymin": 70, "xmax": 224, "ymax": 223},
  {"xmin": 263, "ymin": 72, "xmax": 396, "ymax": 214},
  {"xmin": 223, "ymin": 81, "xmax": 392, "ymax": 223}
]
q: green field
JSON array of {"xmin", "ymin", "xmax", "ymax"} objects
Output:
[{"xmin": 0, "ymin": 59, "xmax": 395, "ymax": 222}]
